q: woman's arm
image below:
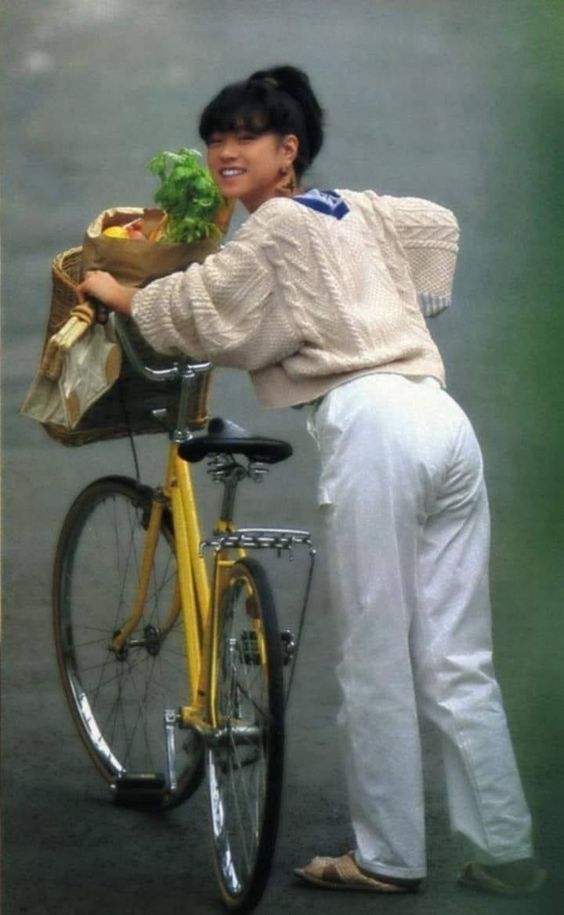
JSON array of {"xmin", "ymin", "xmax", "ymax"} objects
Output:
[
  {"xmin": 77, "ymin": 199, "xmax": 303, "ymax": 369},
  {"xmin": 130, "ymin": 228, "xmax": 296, "ymax": 367},
  {"xmin": 380, "ymin": 195, "xmax": 460, "ymax": 317}
]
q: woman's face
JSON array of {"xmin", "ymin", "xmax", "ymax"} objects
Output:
[{"xmin": 206, "ymin": 129, "xmax": 298, "ymax": 212}]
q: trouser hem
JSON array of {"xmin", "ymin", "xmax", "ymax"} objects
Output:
[
  {"xmin": 474, "ymin": 845, "xmax": 535, "ymax": 865},
  {"xmin": 354, "ymin": 852, "xmax": 426, "ymax": 880}
]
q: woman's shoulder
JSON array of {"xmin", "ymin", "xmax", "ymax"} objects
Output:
[
  {"xmin": 240, "ymin": 196, "xmax": 307, "ymax": 237},
  {"xmin": 245, "ymin": 189, "xmax": 396, "ymax": 237},
  {"xmin": 339, "ymin": 189, "xmax": 458, "ymax": 233},
  {"xmin": 253, "ymin": 189, "xmax": 364, "ymax": 228},
  {"xmin": 239, "ymin": 189, "xmax": 458, "ymax": 239},
  {"xmin": 253, "ymin": 189, "xmax": 365, "ymax": 221}
]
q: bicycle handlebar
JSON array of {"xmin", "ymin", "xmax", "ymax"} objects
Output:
[{"xmin": 111, "ymin": 312, "xmax": 212, "ymax": 383}]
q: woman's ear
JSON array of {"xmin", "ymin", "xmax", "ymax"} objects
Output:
[{"xmin": 281, "ymin": 133, "xmax": 299, "ymax": 166}]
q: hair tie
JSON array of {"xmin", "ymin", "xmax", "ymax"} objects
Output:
[{"xmin": 262, "ymin": 76, "xmax": 279, "ymax": 89}]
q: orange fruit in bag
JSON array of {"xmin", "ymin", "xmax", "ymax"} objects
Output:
[{"xmin": 102, "ymin": 226, "xmax": 130, "ymax": 238}]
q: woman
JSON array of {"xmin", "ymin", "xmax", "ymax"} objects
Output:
[{"xmin": 77, "ymin": 65, "xmax": 544, "ymax": 897}]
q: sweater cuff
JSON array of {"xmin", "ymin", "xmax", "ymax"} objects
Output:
[{"xmin": 418, "ymin": 292, "xmax": 451, "ymax": 317}]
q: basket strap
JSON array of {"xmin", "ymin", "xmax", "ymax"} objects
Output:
[{"xmin": 68, "ymin": 301, "xmax": 96, "ymax": 324}]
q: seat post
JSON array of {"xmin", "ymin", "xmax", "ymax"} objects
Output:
[{"xmin": 213, "ymin": 460, "xmax": 247, "ymax": 528}]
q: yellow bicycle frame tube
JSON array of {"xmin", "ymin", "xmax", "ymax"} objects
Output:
[
  {"xmin": 111, "ymin": 444, "xmax": 210, "ymax": 711},
  {"xmin": 166, "ymin": 445, "xmax": 210, "ymax": 707},
  {"xmin": 110, "ymin": 496, "xmax": 166, "ymax": 652},
  {"xmin": 109, "ymin": 439, "xmax": 254, "ymax": 735}
]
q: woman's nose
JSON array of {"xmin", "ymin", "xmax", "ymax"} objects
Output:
[
  {"xmin": 218, "ymin": 137, "xmax": 238, "ymax": 159},
  {"xmin": 219, "ymin": 135, "xmax": 238, "ymax": 159}
]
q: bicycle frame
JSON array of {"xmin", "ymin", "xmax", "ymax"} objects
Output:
[
  {"xmin": 109, "ymin": 441, "xmax": 227, "ymax": 735},
  {"xmin": 108, "ymin": 312, "xmax": 315, "ymax": 748}
]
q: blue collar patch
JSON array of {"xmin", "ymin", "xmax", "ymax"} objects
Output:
[{"xmin": 293, "ymin": 188, "xmax": 350, "ymax": 220}]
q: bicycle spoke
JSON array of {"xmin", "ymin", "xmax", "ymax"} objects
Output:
[
  {"xmin": 208, "ymin": 559, "xmax": 284, "ymax": 908},
  {"xmin": 53, "ymin": 478, "xmax": 204, "ymax": 805}
]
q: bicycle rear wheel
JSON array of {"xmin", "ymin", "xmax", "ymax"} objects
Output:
[
  {"xmin": 208, "ymin": 557, "xmax": 285, "ymax": 911},
  {"xmin": 53, "ymin": 475, "xmax": 203, "ymax": 808}
]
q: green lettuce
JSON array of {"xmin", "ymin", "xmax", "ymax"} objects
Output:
[{"xmin": 148, "ymin": 148, "xmax": 223, "ymax": 244}]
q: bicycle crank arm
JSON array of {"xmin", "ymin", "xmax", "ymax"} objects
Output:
[{"xmin": 164, "ymin": 708, "xmax": 179, "ymax": 792}]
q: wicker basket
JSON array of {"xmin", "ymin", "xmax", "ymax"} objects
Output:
[{"xmin": 42, "ymin": 247, "xmax": 212, "ymax": 446}]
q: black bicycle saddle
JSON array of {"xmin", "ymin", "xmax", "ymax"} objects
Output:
[{"xmin": 178, "ymin": 417, "xmax": 293, "ymax": 465}]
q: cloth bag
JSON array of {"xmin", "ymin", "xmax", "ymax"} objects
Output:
[{"xmin": 20, "ymin": 321, "xmax": 122, "ymax": 430}]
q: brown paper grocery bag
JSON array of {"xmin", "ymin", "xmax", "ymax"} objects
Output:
[{"xmin": 81, "ymin": 206, "xmax": 221, "ymax": 287}]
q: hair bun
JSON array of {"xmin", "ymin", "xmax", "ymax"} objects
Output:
[{"xmin": 249, "ymin": 65, "xmax": 324, "ymax": 162}]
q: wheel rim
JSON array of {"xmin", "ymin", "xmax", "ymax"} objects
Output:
[
  {"xmin": 208, "ymin": 569, "xmax": 280, "ymax": 901},
  {"xmin": 55, "ymin": 483, "xmax": 200, "ymax": 794}
]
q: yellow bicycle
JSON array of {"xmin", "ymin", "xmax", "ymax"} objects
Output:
[{"xmin": 52, "ymin": 314, "xmax": 314, "ymax": 912}]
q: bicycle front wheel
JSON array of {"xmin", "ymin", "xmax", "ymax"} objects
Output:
[
  {"xmin": 53, "ymin": 475, "xmax": 203, "ymax": 808},
  {"xmin": 208, "ymin": 557, "xmax": 285, "ymax": 911}
]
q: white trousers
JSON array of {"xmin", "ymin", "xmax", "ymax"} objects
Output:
[{"xmin": 310, "ymin": 373, "xmax": 533, "ymax": 879}]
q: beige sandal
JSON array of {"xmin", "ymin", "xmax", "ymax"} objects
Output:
[
  {"xmin": 458, "ymin": 861, "xmax": 546, "ymax": 897},
  {"xmin": 294, "ymin": 851, "xmax": 420, "ymax": 894}
]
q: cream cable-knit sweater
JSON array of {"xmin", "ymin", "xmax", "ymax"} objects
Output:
[{"xmin": 131, "ymin": 189, "xmax": 459, "ymax": 408}]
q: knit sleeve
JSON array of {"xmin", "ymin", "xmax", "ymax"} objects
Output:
[
  {"xmin": 130, "ymin": 205, "xmax": 302, "ymax": 370},
  {"xmin": 382, "ymin": 196, "xmax": 460, "ymax": 316}
]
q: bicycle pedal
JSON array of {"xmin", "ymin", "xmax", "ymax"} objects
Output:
[{"xmin": 110, "ymin": 773, "xmax": 167, "ymax": 807}]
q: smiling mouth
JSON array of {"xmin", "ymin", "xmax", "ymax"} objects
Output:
[{"xmin": 220, "ymin": 168, "xmax": 246, "ymax": 177}]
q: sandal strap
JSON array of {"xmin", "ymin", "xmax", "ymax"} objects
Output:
[{"xmin": 310, "ymin": 852, "xmax": 407, "ymax": 893}]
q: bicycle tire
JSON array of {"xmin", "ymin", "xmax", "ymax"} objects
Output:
[
  {"xmin": 208, "ymin": 557, "xmax": 285, "ymax": 911},
  {"xmin": 53, "ymin": 475, "xmax": 204, "ymax": 809}
]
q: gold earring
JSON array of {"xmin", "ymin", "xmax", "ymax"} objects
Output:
[{"xmin": 275, "ymin": 165, "xmax": 298, "ymax": 197}]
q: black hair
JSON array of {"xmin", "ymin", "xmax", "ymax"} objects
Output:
[{"xmin": 198, "ymin": 65, "xmax": 324, "ymax": 178}]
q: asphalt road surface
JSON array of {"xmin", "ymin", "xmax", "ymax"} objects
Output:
[{"xmin": 2, "ymin": 2, "xmax": 563, "ymax": 914}]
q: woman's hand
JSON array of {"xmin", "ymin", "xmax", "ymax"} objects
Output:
[{"xmin": 76, "ymin": 271, "xmax": 136, "ymax": 316}]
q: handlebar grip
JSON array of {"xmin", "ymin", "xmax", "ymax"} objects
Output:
[{"xmin": 90, "ymin": 296, "xmax": 109, "ymax": 325}]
